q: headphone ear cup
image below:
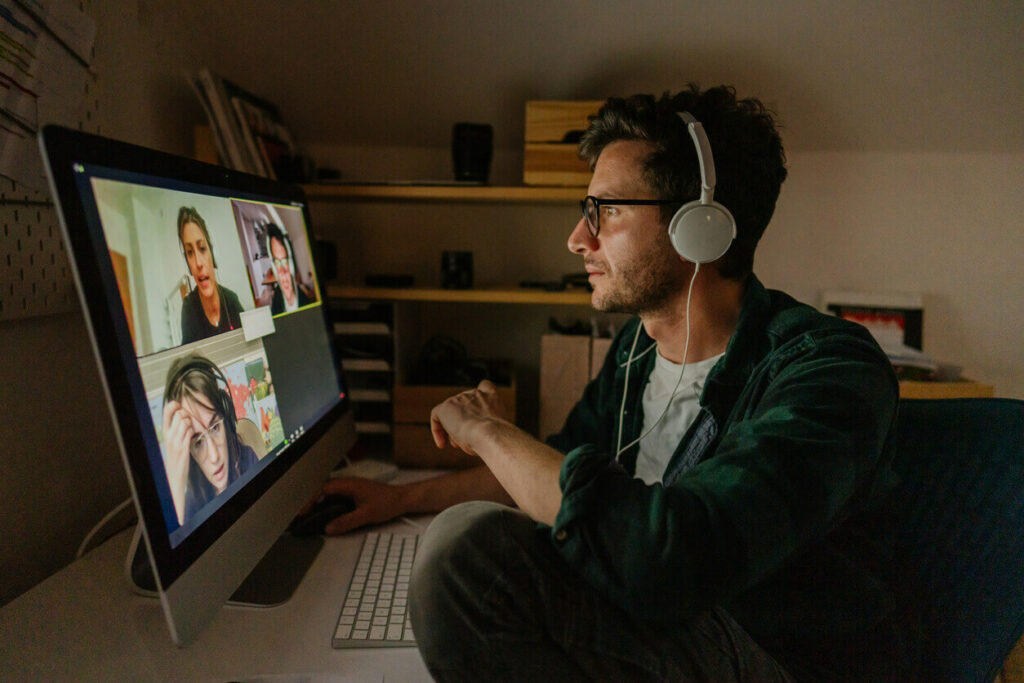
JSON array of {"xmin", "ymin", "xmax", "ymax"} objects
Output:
[
  {"xmin": 211, "ymin": 366, "xmax": 234, "ymax": 421},
  {"xmin": 667, "ymin": 201, "xmax": 737, "ymax": 264}
]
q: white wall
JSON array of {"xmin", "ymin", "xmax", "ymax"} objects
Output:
[{"xmin": 758, "ymin": 150, "xmax": 1024, "ymax": 396}]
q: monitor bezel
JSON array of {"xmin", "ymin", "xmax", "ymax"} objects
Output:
[{"xmin": 39, "ymin": 124, "xmax": 350, "ymax": 590}]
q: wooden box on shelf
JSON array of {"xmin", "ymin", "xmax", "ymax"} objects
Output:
[
  {"xmin": 524, "ymin": 101, "xmax": 602, "ymax": 186},
  {"xmin": 392, "ymin": 376, "xmax": 517, "ymax": 469}
]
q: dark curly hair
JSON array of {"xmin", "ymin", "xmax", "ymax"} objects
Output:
[{"xmin": 578, "ymin": 85, "xmax": 787, "ymax": 279}]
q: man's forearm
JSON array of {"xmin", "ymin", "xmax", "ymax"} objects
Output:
[
  {"xmin": 473, "ymin": 420, "xmax": 564, "ymax": 526},
  {"xmin": 395, "ymin": 464, "xmax": 515, "ymax": 516}
]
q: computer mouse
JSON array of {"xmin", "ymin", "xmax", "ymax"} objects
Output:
[{"xmin": 288, "ymin": 494, "xmax": 356, "ymax": 537}]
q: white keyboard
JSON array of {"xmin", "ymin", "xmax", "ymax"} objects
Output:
[{"xmin": 332, "ymin": 531, "xmax": 419, "ymax": 648}]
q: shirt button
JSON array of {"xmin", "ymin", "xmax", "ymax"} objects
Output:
[{"xmin": 554, "ymin": 529, "xmax": 567, "ymax": 542}]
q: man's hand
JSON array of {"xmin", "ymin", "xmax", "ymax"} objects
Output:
[
  {"xmin": 298, "ymin": 476, "xmax": 408, "ymax": 535},
  {"xmin": 430, "ymin": 379, "xmax": 507, "ymax": 455}
]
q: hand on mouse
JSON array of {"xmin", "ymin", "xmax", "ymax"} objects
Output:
[{"xmin": 301, "ymin": 476, "xmax": 408, "ymax": 535}]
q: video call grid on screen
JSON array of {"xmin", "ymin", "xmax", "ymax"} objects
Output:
[{"xmin": 72, "ymin": 163, "xmax": 343, "ymax": 546}]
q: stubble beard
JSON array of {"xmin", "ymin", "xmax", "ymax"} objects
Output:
[{"xmin": 590, "ymin": 248, "xmax": 685, "ymax": 315}]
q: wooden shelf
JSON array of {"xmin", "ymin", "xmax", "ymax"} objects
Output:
[
  {"xmin": 327, "ymin": 284, "xmax": 592, "ymax": 305},
  {"xmin": 301, "ymin": 184, "xmax": 582, "ymax": 203},
  {"xmin": 898, "ymin": 380, "xmax": 994, "ymax": 399}
]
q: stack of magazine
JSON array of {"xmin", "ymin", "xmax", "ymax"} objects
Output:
[{"xmin": 187, "ymin": 68, "xmax": 296, "ymax": 178}]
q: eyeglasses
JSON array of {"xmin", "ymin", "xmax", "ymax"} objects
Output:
[
  {"xmin": 272, "ymin": 258, "xmax": 290, "ymax": 270},
  {"xmin": 189, "ymin": 418, "xmax": 226, "ymax": 463},
  {"xmin": 579, "ymin": 195, "xmax": 682, "ymax": 238}
]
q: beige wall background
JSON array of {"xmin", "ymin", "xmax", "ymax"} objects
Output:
[{"xmin": 2, "ymin": 0, "xmax": 1021, "ymax": 603}]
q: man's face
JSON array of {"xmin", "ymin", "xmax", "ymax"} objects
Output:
[
  {"xmin": 270, "ymin": 237, "xmax": 295, "ymax": 305},
  {"xmin": 567, "ymin": 140, "xmax": 686, "ymax": 314},
  {"xmin": 181, "ymin": 222, "xmax": 217, "ymax": 300}
]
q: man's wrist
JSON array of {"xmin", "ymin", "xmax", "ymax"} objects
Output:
[
  {"xmin": 472, "ymin": 417, "xmax": 514, "ymax": 455},
  {"xmin": 392, "ymin": 481, "xmax": 418, "ymax": 516}
]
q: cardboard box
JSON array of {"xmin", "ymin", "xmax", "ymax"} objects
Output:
[
  {"xmin": 538, "ymin": 335, "xmax": 592, "ymax": 439},
  {"xmin": 392, "ymin": 378, "xmax": 516, "ymax": 469},
  {"xmin": 523, "ymin": 101, "xmax": 602, "ymax": 186},
  {"xmin": 538, "ymin": 335, "xmax": 616, "ymax": 440}
]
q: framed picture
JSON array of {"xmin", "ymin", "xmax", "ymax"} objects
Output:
[{"xmin": 821, "ymin": 290, "xmax": 923, "ymax": 352}]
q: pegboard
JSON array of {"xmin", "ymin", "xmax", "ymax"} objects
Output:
[
  {"xmin": 0, "ymin": 0, "xmax": 98, "ymax": 322},
  {"xmin": 0, "ymin": 192, "xmax": 76, "ymax": 320}
]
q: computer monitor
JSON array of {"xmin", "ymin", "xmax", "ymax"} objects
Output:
[{"xmin": 39, "ymin": 125, "xmax": 356, "ymax": 646}]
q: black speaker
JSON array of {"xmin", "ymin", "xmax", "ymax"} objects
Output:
[
  {"xmin": 452, "ymin": 123, "xmax": 493, "ymax": 183},
  {"xmin": 441, "ymin": 251, "xmax": 473, "ymax": 289},
  {"xmin": 314, "ymin": 239, "xmax": 338, "ymax": 281}
]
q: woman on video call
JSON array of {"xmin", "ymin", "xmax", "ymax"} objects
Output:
[
  {"xmin": 177, "ymin": 206, "xmax": 245, "ymax": 344},
  {"xmin": 162, "ymin": 354, "xmax": 258, "ymax": 526}
]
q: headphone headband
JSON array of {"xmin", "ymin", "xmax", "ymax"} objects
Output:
[
  {"xmin": 678, "ymin": 112, "xmax": 717, "ymax": 204},
  {"xmin": 666, "ymin": 111, "xmax": 736, "ymax": 264},
  {"xmin": 165, "ymin": 354, "xmax": 235, "ymax": 424}
]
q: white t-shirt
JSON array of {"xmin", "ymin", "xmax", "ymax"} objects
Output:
[{"xmin": 633, "ymin": 351, "xmax": 723, "ymax": 485}]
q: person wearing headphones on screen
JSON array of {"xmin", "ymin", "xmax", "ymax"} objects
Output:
[
  {"xmin": 266, "ymin": 223, "xmax": 311, "ymax": 314},
  {"xmin": 314, "ymin": 85, "xmax": 914, "ymax": 680},
  {"xmin": 162, "ymin": 354, "xmax": 259, "ymax": 527},
  {"xmin": 178, "ymin": 207, "xmax": 245, "ymax": 344}
]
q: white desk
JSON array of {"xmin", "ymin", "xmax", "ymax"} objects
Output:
[{"xmin": 0, "ymin": 518, "xmax": 433, "ymax": 681}]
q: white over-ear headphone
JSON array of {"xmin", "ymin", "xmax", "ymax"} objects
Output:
[{"xmin": 667, "ymin": 112, "xmax": 736, "ymax": 264}]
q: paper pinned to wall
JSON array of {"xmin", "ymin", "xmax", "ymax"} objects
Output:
[
  {"xmin": 0, "ymin": 0, "xmax": 96, "ymax": 190},
  {"xmin": 14, "ymin": 0, "xmax": 96, "ymax": 66}
]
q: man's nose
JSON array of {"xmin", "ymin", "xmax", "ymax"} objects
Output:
[{"xmin": 567, "ymin": 216, "xmax": 595, "ymax": 255}]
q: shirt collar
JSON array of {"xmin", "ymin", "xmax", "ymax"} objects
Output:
[
  {"xmin": 700, "ymin": 273, "xmax": 772, "ymax": 416},
  {"xmin": 615, "ymin": 273, "xmax": 771, "ymax": 375}
]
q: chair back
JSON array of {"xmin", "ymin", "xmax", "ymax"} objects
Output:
[
  {"xmin": 235, "ymin": 417, "xmax": 267, "ymax": 458},
  {"xmin": 891, "ymin": 398, "xmax": 1024, "ymax": 682}
]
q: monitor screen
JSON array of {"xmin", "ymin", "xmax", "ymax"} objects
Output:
[{"xmin": 40, "ymin": 125, "xmax": 355, "ymax": 645}]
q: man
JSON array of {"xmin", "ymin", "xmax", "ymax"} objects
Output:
[
  {"xmin": 319, "ymin": 85, "xmax": 913, "ymax": 680},
  {"xmin": 266, "ymin": 223, "xmax": 311, "ymax": 314}
]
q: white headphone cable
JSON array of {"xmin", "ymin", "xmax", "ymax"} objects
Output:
[
  {"xmin": 76, "ymin": 496, "xmax": 135, "ymax": 559},
  {"xmin": 614, "ymin": 319, "xmax": 644, "ymax": 459},
  {"xmin": 618, "ymin": 338, "xmax": 657, "ymax": 368},
  {"xmin": 615, "ymin": 263, "xmax": 701, "ymax": 460}
]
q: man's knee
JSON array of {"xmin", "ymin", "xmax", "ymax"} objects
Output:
[
  {"xmin": 410, "ymin": 501, "xmax": 513, "ymax": 661},
  {"xmin": 411, "ymin": 501, "xmax": 510, "ymax": 607},
  {"xmin": 415, "ymin": 500, "xmax": 506, "ymax": 568}
]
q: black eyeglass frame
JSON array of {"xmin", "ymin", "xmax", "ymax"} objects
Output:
[{"xmin": 579, "ymin": 196, "xmax": 683, "ymax": 237}]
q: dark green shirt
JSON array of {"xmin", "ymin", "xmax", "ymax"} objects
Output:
[{"xmin": 548, "ymin": 275, "xmax": 908, "ymax": 679}]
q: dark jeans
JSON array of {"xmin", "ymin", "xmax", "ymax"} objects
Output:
[{"xmin": 409, "ymin": 501, "xmax": 795, "ymax": 682}]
